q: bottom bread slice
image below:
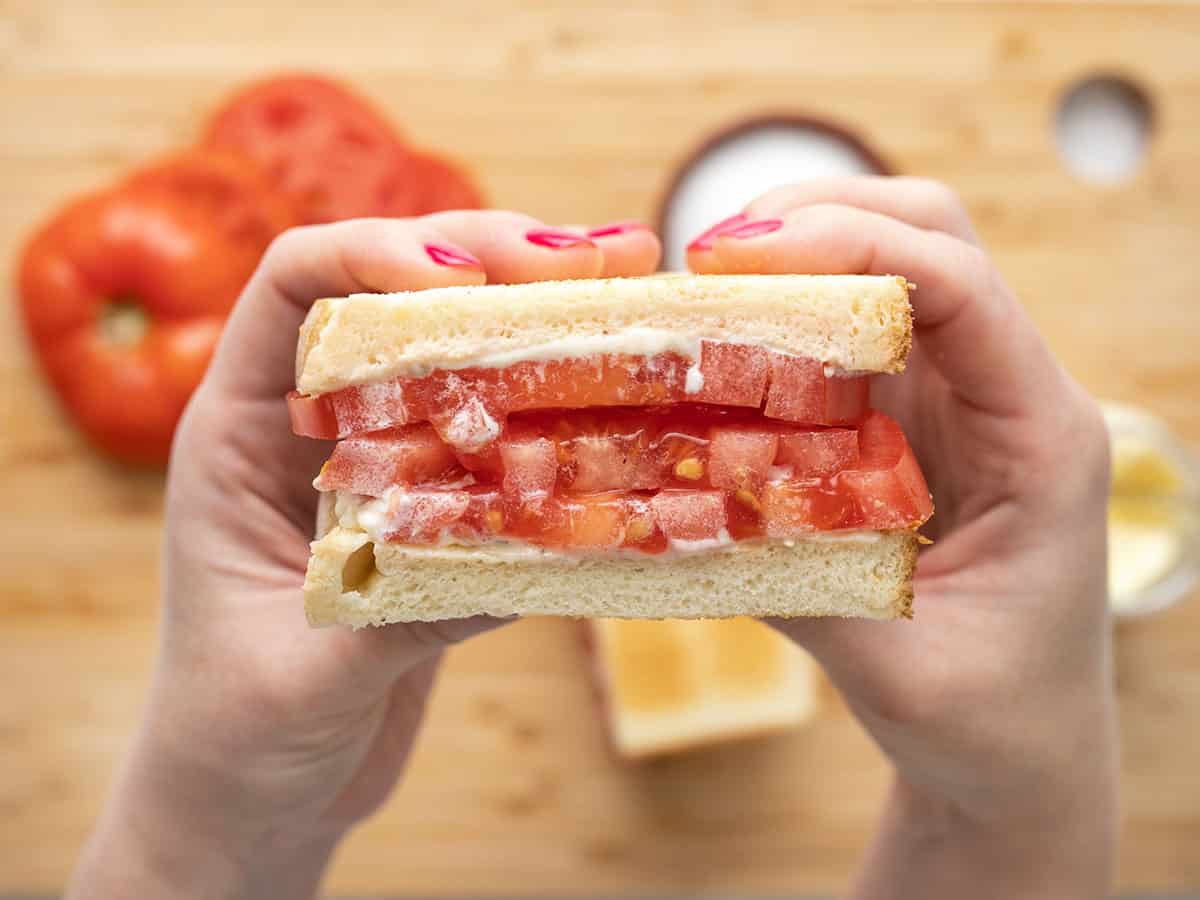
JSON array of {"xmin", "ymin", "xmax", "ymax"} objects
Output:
[{"xmin": 303, "ymin": 526, "xmax": 918, "ymax": 628}]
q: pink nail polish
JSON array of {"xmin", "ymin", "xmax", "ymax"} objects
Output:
[
  {"xmin": 425, "ymin": 242, "xmax": 482, "ymax": 268},
  {"xmin": 586, "ymin": 221, "xmax": 651, "ymax": 239},
  {"xmin": 719, "ymin": 218, "xmax": 783, "ymax": 240},
  {"xmin": 686, "ymin": 213, "xmax": 749, "ymax": 252},
  {"xmin": 526, "ymin": 228, "xmax": 596, "ymax": 250}
]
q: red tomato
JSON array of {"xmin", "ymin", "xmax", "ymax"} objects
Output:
[
  {"xmin": 763, "ymin": 353, "xmax": 871, "ymax": 426},
  {"xmin": 410, "ymin": 152, "xmax": 486, "ymax": 214},
  {"xmin": 383, "ymin": 489, "xmax": 472, "ymax": 542},
  {"xmin": 499, "ymin": 437, "xmax": 558, "ymax": 504},
  {"xmin": 651, "ymin": 490, "xmax": 727, "ymax": 542},
  {"xmin": 328, "ymin": 411, "xmax": 931, "ymax": 549},
  {"xmin": 761, "ymin": 482, "xmax": 854, "ymax": 535},
  {"xmin": 707, "ymin": 425, "xmax": 779, "ymax": 493},
  {"xmin": 18, "ymin": 186, "xmax": 265, "ymax": 463},
  {"xmin": 539, "ymin": 493, "xmax": 632, "ymax": 549},
  {"xmin": 204, "ymin": 74, "xmax": 420, "ymax": 223},
  {"xmin": 775, "ymin": 428, "xmax": 859, "ymax": 477},
  {"xmin": 837, "ymin": 411, "xmax": 933, "ymax": 528},
  {"xmin": 124, "ymin": 150, "xmax": 298, "ymax": 246},
  {"xmin": 288, "ymin": 351, "xmax": 695, "ymax": 441},
  {"xmin": 692, "ymin": 341, "xmax": 769, "ymax": 407},
  {"xmin": 315, "ymin": 424, "xmax": 460, "ymax": 496}
]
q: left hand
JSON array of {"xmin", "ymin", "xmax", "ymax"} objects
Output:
[{"xmin": 67, "ymin": 213, "xmax": 660, "ymax": 899}]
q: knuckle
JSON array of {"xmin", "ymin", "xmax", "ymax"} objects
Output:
[
  {"xmin": 262, "ymin": 223, "xmax": 319, "ymax": 268},
  {"xmin": 907, "ymin": 177, "xmax": 975, "ymax": 236},
  {"xmin": 911, "ymin": 177, "xmax": 966, "ymax": 215}
]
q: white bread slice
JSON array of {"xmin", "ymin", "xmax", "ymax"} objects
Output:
[
  {"xmin": 296, "ymin": 274, "xmax": 912, "ymax": 395},
  {"xmin": 589, "ymin": 618, "xmax": 819, "ymax": 759},
  {"xmin": 303, "ymin": 525, "xmax": 917, "ymax": 628}
]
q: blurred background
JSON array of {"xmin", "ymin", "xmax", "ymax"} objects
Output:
[{"xmin": 2, "ymin": 1, "xmax": 1199, "ymax": 896}]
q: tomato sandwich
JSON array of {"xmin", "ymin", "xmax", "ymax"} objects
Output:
[{"xmin": 289, "ymin": 274, "xmax": 932, "ymax": 627}]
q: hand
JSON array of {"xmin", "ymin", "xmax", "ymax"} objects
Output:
[
  {"xmin": 67, "ymin": 214, "xmax": 661, "ymax": 899},
  {"xmin": 689, "ymin": 178, "xmax": 1117, "ymax": 899}
]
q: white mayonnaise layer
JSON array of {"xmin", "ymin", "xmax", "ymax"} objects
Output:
[
  {"xmin": 392, "ymin": 327, "xmax": 863, "ymax": 383},
  {"xmin": 458, "ymin": 328, "xmax": 703, "ymax": 370}
]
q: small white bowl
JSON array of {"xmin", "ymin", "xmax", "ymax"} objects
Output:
[{"xmin": 1103, "ymin": 403, "xmax": 1200, "ymax": 618}]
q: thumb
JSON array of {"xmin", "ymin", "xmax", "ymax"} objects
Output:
[
  {"xmin": 767, "ymin": 612, "xmax": 934, "ymax": 726},
  {"xmin": 320, "ymin": 615, "xmax": 513, "ymax": 697}
]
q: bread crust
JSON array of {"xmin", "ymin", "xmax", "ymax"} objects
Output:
[
  {"xmin": 303, "ymin": 526, "xmax": 920, "ymax": 628},
  {"xmin": 296, "ymin": 274, "xmax": 913, "ymax": 395}
]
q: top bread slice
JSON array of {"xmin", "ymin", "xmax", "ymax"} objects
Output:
[{"xmin": 295, "ymin": 273, "xmax": 913, "ymax": 396}]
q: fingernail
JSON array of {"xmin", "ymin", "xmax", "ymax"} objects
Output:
[
  {"xmin": 425, "ymin": 242, "xmax": 483, "ymax": 268},
  {"xmin": 685, "ymin": 213, "xmax": 749, "ymax": 252},
  {"xmin": 525, "ymin": 228, "xmax": 596, "ymax": 250},
  {"xmin": 586, "ymin": 221, "xmax": 651, "ymax": 239},
  {"xmin": 719, "ymin": 218, "xmax": 783, "ymax": 240}
]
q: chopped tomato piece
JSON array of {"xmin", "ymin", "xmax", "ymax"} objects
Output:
[
  {"xmin": 383, "ymin": 490, "xmax": 471, "ymax": 542},
  {"xmin": 762, "ymin": 482, "xmax": 853, "ymax": 536},
  {"xmin": 775, "ymin": 428, "xmax": 859, "ymax": 478},
  {"xmin": 565, "ymin": 433, "xmax": 653, "ymax": 492},
  {"xmin": 707, "ymin": 426, "xmax": 778, "ymax": 494},
  {"xmin": 539, "ymin": 493, "xmax": 631, "ymax": 549},
  {"xmin": 825, "ymin": 376, "xmax": 871, "ymax": 425},
  {"xmin": 692, "ymin": 341, "xmax": 769, "ymax": 407},
  {"xmin": 837, "ymin": 410, "xmax": 933, "ymax": 528},
  {"xmin": 287, "ymin": 390, "xmax": 339, "ymax": 440},
  {"xmin": 763, "ymin": 353, "xmax": 871, "ymax": 426},
  {"xmin": 499, "ymin": 437, "xmax": 558, "ymax": 504},
  {"xmin": 651, "ymin": 490, "xmax": 727, "ymax": 542},
  {"xmin": 316, "ymin": 424, "xmax": 459, "ymax": 496},
  {"xmin": 382, "ymin": 487, "xmax": 504, "ymax": 542}
]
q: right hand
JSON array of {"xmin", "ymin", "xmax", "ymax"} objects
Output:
[{"xmin": 689, "ymin": 177, "xmax": 1117, "ymax": 899}]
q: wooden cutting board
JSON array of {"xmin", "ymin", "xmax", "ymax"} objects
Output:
[{"xmin": 2, "ymin": 1, "xmax": 1199, "ymax": 894}]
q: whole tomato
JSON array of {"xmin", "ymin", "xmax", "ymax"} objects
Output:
[{"xmin": 18, "ymin": 182, "xmax": 277, "ymax": 464}]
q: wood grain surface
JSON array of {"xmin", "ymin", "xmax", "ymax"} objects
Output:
[{"xmin": 2, "ymin": 1, "xmax": 1200, "ymax": 894}]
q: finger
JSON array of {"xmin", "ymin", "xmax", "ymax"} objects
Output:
[
  {"xmin": 744, "ymin": 176, "xmax": 981, "ymax": 244},
  {"xmin": 681, "ymin": 212, "xmax": 750, "ymax": 276},
  {"xmin": 577, "ymin": 221, "xmax": 662, "ymax": 277},
  {"xmin": 424, "ymin": 209, "xmax": 604, "ymax": 284},
  {"xmin": 766, "ymin": 613, "xmax": 929, "ymax": 724},
  {"xmin": 207, "ymin": 218, "xmax": 488, "ymax": 402},
  {"xmin": 699, "ymin": 203, "xmax": 1061, "ymax": 417}
]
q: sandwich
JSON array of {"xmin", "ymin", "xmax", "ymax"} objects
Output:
[
  {"xmin": 587, "ymin": 617, "xmax": 819, "ymax": 759},
  {"xmin": 289, "ymin": 274, "xmax": 932, "ymax": 627}
]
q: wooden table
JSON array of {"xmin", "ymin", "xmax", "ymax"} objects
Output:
[{"xmin": 3, "ymin": 1, "xmax": 1200, "ymax": 894}]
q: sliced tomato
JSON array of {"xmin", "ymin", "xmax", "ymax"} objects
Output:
[
  {"xmin": 761, "ymin": 482, "xmax": 854, "ymax": 536},
  {"xmin": 763, "ymin": 353, "xmax": 871, "ymax": 426},
  {"xmin": 836, "ymin": 410, "xmax": 933, "ymax": 528},
  {"xmin": 499, "ymin": 437, "xmax": 558, "ymax": 504},
  {"xmin": 410, "ymin": 152, "xmax": 486, "ymax": 214},
  {"xmin": 651, "ymin": 490, "xmax": 727, "ymax": 542},
  {"xmin": 707, "ymin": 425, "xmax": 778, "ymax": 494},
  {"xmin": 124, "ymin": 150, "xmax": 298, "ymax": 248},
  {"xmin": 315, "ymin": 424, "xmax": 460, "ymax": 496},
  {"xmin": 204, "ymin": 74, "xmax": 420, "ymax": 224},
  {"xmin": 775, "ymin": 428, "xmax": 859, "ymax": 478},
  {"xmin": 691, "ymin": 341, "xmax": 769, "ymax": 407}
]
